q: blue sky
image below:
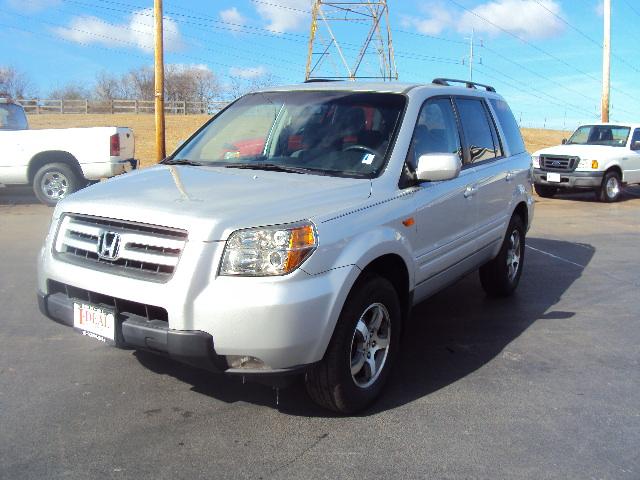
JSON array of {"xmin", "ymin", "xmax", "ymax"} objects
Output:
[{"xmin": 1, "ymin": 0, "xmax": 638, "ymax": 130}]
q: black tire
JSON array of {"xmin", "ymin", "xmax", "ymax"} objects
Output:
[
  {"xmin": 598, "ymin": 170, "xmax": 622, "ymax": 202},
  {"xmin": 534, "ymin": 184, "xmax": 557, "ymax": 198},
  {"xmin": 305, "ymin": 274, "xmax": 401, "ymax": 414},
  {"xmin": 479, "ymin": 215, "xmax": 525, "ymax": 297},
  {"xmin": 32, "ymin": 162, "xmax": 84, "ymax": 206}
]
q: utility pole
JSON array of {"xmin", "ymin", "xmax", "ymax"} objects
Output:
[
  {"xmin": 154, "ymin": 0, "xmax": 166, "ymax": 161},
  {"xmin": 601, "ymin": 0, "xmax": 611, "ymax": 123}
]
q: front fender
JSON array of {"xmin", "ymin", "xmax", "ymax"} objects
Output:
[{"xmin": 302, "ymin": 223, "xmax": 415, "ymax": 289}]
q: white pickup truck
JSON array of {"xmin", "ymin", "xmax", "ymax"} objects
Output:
[
  {"xmin": 532, "ymin": 123, "xmax": 640, "ymax": 202},
  {"xmin": 0, "ymin": 97, "xmax": 136, "ymax": 205}
]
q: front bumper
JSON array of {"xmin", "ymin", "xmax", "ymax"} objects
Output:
[
  {"xmin": 533, "ymin": 169, "xmax": 603, "ymax": 189},
  {"xmin": 37, "ymin": 289, "xmax": 314, "ymax": 382}
]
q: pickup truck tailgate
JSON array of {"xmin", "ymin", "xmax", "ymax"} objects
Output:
[{"xmin": 114, "ymin": 127, "xmax": 135, "ymax": 160}]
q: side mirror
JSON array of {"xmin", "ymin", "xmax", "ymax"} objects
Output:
[
  {"xmin": 631, "ymin": 141, "xmax": 640, "ymax": 151},
  {"xmin": 416, "ymin": 153, "xmax": 461, "ymax": 182},
  {"xmin": 561, "ymin": 138, "xmax": 567, "ymax": 145}
]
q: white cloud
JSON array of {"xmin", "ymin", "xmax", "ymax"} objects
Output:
[
  {"xmin": 53, "ymin": 8, "xmax": 183, "ymax": 52},
  {"xmin": 254, "ymin": 0, "xmax": 309, "ymax": 33},
  {"xmin": 401, "ymin": 5, "xmax": 453, "ymax": 36},
  {"xmin": 229, "ymin": 66, "xmax": 267, "ymax": 79},
  {"xmin": 404, "ymin": 0, "xmax": 565, "ymax": 40},
  {"xmin": 6, "ymin": 0, "xmax": 60, "ymax": 12},
  {"xmin": 220, "ymin": 7, "xmax": 247, "ymax": 34},
  {"xmin": 168, "ymin": 63, "xmax": 211, "ymax": 73}
]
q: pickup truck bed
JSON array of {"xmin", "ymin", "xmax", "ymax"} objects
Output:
[{"xmin": 1, "ymin": 99, "xmax": 136, "ymax": 205}]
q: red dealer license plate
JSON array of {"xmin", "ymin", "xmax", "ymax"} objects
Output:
[{"xmin": 73, "ymin": 302, "xmax": 115, "ymax": 342}]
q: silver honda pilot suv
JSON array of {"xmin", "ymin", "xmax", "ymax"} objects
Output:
[{"xmin": 38, "ymin": 78, "xmax": 534, "ymax": 413}]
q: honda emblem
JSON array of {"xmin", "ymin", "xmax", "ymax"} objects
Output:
[{"xmin": 97, "ymin": 231, "xmax": 121, "ymax": 260}]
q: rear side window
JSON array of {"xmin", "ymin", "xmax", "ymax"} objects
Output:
[
  {"xmin": 633, "ymin": 129, "xmax": 640, "ymax": 143},
  {"xmin": 489, "ymin": 98, "xmax": 526, "ymax": 155},
  {"xmin": 454, "ymin": 98, "xmax": 502, "ymax": 165}
]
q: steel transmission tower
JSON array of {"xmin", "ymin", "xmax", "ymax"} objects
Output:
[{"xmin": 304, "ymin": 0, "xmax": 398, "ymax": 81}]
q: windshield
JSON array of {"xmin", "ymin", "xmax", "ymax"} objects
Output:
[
  {"xmin": 567, "ymin": 125, "xmax": 630, "ymax": 147},
  {"xmin": 0, "ymin": 103, "xmax": 28, "ymax": 130},
  {"xmin": 172, "ymin": 91, "xmax": 406, "ymax": 177}
]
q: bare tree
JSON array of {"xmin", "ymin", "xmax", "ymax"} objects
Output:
[
  {"xmin": 0, "ymin": 66, "xmax": 33, "ymax": 98},
  {"xmin": 226, "ymin": 73, "xmax": 276, "ymax": 101},
  {"xmin": 122, "ymin": 66, "xmax": 155, "ymax": 101},
  {"xmin": 49, "ymin": 82, "xmax": 91, "ymax": 100},
  {"xmin": 94, "ymin": 71, "xmax": 124, "ymax": 101},
  {"xmin": 191, "ymin": 67, "xmax": 220, "ymax": 104},
  {"xmin": 165, "ymin": 65, "xmax": 220, "ymax": 106}
]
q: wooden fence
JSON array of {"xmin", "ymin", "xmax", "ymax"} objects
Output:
[{"xmin": 17, "ymin": 99, "xmax": 228, "ymax": 115}]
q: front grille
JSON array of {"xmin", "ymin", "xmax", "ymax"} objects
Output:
[
  {"xmin": 48, "ymin": 280, "xmax": 168, "ymax": 322},
  {"xmin": 540, "ymin": 155, "xmax": 579, "ymax": 172},
  {"xmin": 54, "ymin": 214, "xmax": 188, "ymax": 282}
]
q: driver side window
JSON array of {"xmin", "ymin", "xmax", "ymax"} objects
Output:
[{"xmin": 407, "ymin": 98, "xmax": 462, "ymax": 170}]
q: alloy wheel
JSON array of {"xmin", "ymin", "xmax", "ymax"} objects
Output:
[{"xmin": 350, "ymin": 302, "xmax": 391, "ymax": 388}]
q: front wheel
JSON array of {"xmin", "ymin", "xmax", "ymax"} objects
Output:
[
  {"xmin": 32, "ymin": 162, "xmax": 84, "ymax": 206},
  {"xmin": 305, "ymin": 274, "xmax": 401, "ymax": 414},
  {"xmin": 598, "ymin": 171, "xmax": 622, "ymax": 202},
  {"xmin": 479, "ymin": 215, "xmax": 526, "ymax": 297}
]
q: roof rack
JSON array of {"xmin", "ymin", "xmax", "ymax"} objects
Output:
[
  {"xmin": 432, "ymin": 78, "xmax": 496, "ymax": 93},
  {"xmin": 304, "ymin": 78, "xmax": 338, "ymax": 83}
]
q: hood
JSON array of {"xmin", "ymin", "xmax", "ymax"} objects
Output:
[
  {"xmin": 58, "ymin": 165, "xmax": 372, "ymax": 241},
  {"xmin": 533, "ymin": 144, "xmax": 625, "ymax": 160}
]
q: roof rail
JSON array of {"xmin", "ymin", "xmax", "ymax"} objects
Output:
[{"xmin": 432, "ymin": 78, "xmax": 496, "ymax": 93}]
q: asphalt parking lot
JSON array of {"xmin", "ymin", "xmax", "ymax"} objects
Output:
[{"xmin": 1, "ymin": 186, "xmax": 639, "ymax": 479}]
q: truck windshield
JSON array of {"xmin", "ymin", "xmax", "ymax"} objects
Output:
[
  {"xmin": 567, "ymin": 125, "xmax": 630, "ymax": 147},
  {"xmin": 0, "ymin": 103, "xmax": 28, "ymax": 130},
  {"xmin": 172, "ymin": 91, "xmax": 406, "ymax": 178}
]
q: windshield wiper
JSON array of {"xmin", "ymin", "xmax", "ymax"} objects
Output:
[
  {"xmin": 162, "ymin": 159, "xmax": 203, "ymax": 166},
  {"xmin": 224, "ymin": 163, "xmax": 310, "ymax": 174}
]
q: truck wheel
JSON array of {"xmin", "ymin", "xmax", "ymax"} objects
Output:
[
  {"xmin": 305, "ymin": 274, "xmax": 400, "ymax": 414},
  {"xmin": 534, "ymin": 184, "xmax": 557, "ymax": 198},
  {"xmin": 598, "ymin": 171, "xmax": 622, "ymax": 202},
  {"xmin": 479, "ymin": 215, "xmax": 525, "ymax": 297},
  {"xmin": 33, "ymin": 163, "xmax": 83, "ymax": 206}
]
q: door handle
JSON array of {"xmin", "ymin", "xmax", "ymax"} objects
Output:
[
  {"xmin": 505, "ymin": 171, "xmax": 515, "ymax": 181},
  {"xmin": 464, "ymin": 185, "xmax": 478, "ymax": 198}
]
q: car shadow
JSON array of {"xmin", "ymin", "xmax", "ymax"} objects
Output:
[
  {"xmin": 133, "ymin": 237, "xmax": 595, "ymax": 417},
  {"xmin": 0, "ymin": 186, "xmax": 43, "ymax": 205},
  {"xmin": 546, "ymin": 184, "xmax": 640, "ymax": 203}
]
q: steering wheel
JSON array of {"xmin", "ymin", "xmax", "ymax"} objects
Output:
[{"xmin": 342, "ymin": 144, "xmax": 379, "ymax": 157}]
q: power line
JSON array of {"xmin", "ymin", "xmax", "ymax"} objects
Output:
[
  {"xmin": 476, "ymin": 64, "xmax": 597, "ymax": 119},
  {"xmin": 531, "ymin": 0, "xmax": 640, "ymax": 74},
  {"xmin": 58, "ymin": 0, "xmax": 466, "ymax": 68},
  {"xmin": 4, "ymin": 2, "xmax": 464, "ymax": 90},
  {"xmin": 445, "ymin": 0, "xmax": 640, "ymax": 104},
  {"xmin": 621, "ymin": 0, "xmax": 640, "ymax": 18},
  {"xmin": 0, "ymin": 9, "xmax": 286, "ymax": 80}
]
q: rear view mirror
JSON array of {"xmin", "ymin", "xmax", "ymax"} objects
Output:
[
  {"xmin": 561, "ymin": 138, "xmax": 567, "ymax": 145},
  {"xmin": 631, "ymin": 141, "xmax": 640, "ymax": 151},
  {"xmin": 416, "ymin": 153, "xmax": 461, "ymax": 182}
]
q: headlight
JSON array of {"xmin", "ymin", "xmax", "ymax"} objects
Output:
[
  {"xmin": 220, "ymin": 221, "xmax": 317, "ymax": 276},
  {"xmin": 532, "ymin": 155, "xmax": 540, "ymax": 168}
]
